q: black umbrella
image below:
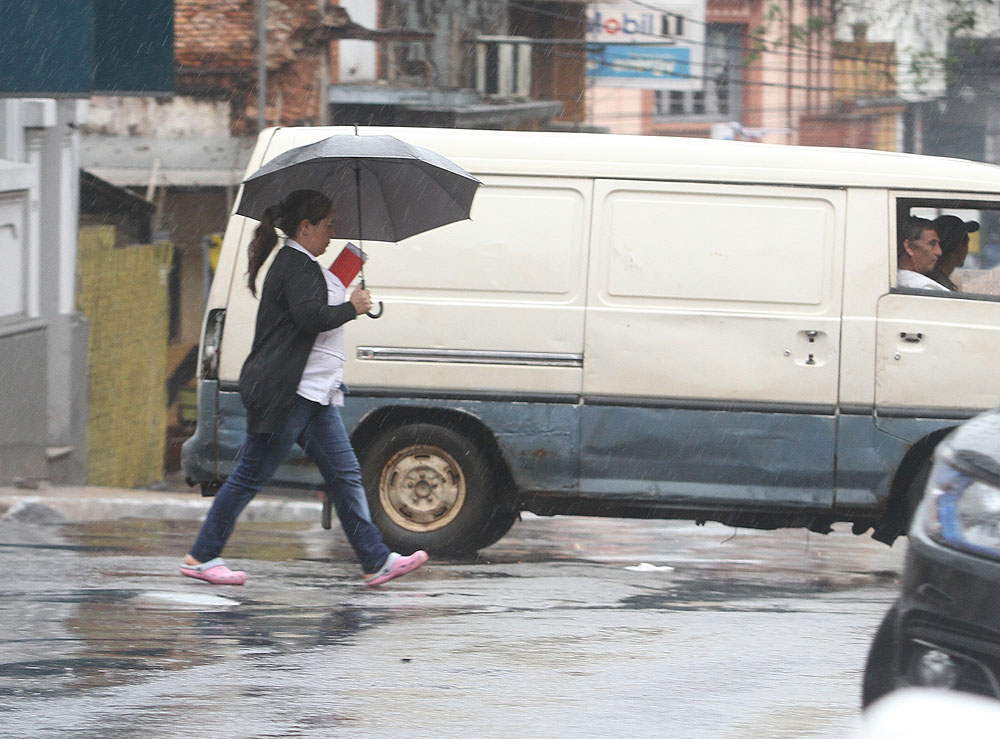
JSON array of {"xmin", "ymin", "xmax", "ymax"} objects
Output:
[{"xmin": 238, "ymin": 133, "xmax": 481, "ymax": 316}]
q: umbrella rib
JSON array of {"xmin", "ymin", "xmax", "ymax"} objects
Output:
[
  {"xmin": 368, "ymin": 162, "xmax": 400, "ymax": 241},
  {"xmin": 354, "ymin": 159, "xmax": 395, "ymax": 241},
  {"xmin": 363, "ymin": 158, "xmax": 474, "ymax": 241}
]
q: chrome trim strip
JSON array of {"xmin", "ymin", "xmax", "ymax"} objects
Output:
[
  {"xmin": 584, "ymin": 395, "xmax": 836, "ymax": 415},
  {"xmin": 345, "ymin": 386, "xmax": 582, "ymax": 404},
  {"xmin": 876, "ymin": 406, "xmax": 980, "ymax": 421},
  {"xmin": 356, "ymin": 346, "xmax": 583, "ymax": 368}
]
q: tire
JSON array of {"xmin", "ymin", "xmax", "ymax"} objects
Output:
[
  {"xmin": 862, "ymin": 605, "xmax": 902, "ymax": 708},
  {"xmin": 360, "ymin": 423, "xmax": 515, "ymax": 555}
]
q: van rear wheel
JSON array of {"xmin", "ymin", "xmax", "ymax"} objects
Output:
[{"xmin": 361, "ymin": 423, "xmax": 513, "ymax": 555}]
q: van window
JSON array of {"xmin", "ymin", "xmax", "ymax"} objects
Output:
[
  {"xmin": 602, "ymin": 188, "xmax": 835, "ymax": 306},
  {"xmin": 896, "ymin": 199, "xmax": 1000, "ymax": 298},
  {"xmin": 361, "ymin": 181, "xmax": 586, "ymax": 297}
]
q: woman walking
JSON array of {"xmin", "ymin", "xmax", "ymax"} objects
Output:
[{"xmin": 180, "ymin": 189, "xmax": 427, "ymax": 586}]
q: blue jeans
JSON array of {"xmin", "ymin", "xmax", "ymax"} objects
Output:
[{"xmin": 189, "ymin": 396, "xmax": 391, "ymax": 573}]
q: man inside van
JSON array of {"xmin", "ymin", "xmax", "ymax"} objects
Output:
[
  {"xmin": 897, "ymin": 216, "xmax": 947, "ymax": 291},
  {"xmin": 927, "ymin": 214, "xmax": 979, "ymax": 291}
]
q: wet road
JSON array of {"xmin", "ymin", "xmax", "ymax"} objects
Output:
[{"xmin": 0, "ymin": 510, "xmax": 904, "ymax": 738}]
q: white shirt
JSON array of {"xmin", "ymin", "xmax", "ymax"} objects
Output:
[
  {"xmin": 897, "ymin": 269, "xmax": 949, "ymax": 292},
  {"xmin": 287, "ymin": 240, "xmax": 349, "ymax": 406}
]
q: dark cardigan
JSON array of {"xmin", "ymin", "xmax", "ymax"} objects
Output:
[{"xmin": 239, "ymin": 245, "xmax": 358, "ymax": 434}]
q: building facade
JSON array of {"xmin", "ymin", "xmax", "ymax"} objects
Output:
[
  {"xmin": 1, "ymin": 0, "xmax": 172, "ymax": 486},
  {"xmin": 78, "ymin": 0, "xmax": 584, "ymax": 471},
  {"xmin": 0, "ymin": 100, "xmax": 90, "ymax": 485},
  {"xmin": 585, "ymin": 0, "xmax": 835, "ymax": 144}
]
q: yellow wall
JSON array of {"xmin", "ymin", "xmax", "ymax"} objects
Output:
[{"xmin": 77, "ymin": 226, "xmax": 173, "ymax": 488}]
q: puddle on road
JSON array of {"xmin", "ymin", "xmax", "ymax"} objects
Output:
[
  {"xmin": 61, "ymin": 519, "xmax": 313, "ymax": 561},
  {"xmin": 0, "ymin": 518, "xmax": 389, "ymax": 700},
  {"xmin": 1, "ymin": 515, "xmax": 903, "ymax": 707},
  {"xmin": 135, "ymin": 591, "xmax": 242, "ymax": 609},
  {"xmin": 617, "ymin": 568, "xmax": 901, "ymax": 613},
  {"xmin": 2, "ymin": 592, "xmax": 387, "ymax": 699}
]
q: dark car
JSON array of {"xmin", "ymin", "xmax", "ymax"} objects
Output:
[{"xmin": 863, "ymin": 406, "xmax": 1000, "ymax": 706}]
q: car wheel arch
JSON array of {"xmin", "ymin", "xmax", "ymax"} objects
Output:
[
  {"xmin": 873, "ymin": 427, "xmax": 956, "ymax": 544},
  {"xmin": 351, "ymin": 404, "xmax": 519, "ymax": 504}
]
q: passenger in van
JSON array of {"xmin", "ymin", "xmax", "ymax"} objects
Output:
[
  {"xmin": 897, "ymin": 216, "xmax": 947, "ymax": 291},
  {"xmin": 928, "ymin": 214, "xmax": 979, "ymax": 291},
  {"xmin": 180, "ymin": 189, "xmax": 428, "ymax": 587}
]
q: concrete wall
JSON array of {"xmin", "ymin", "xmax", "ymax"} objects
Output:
[
  {"xmin": 84, "ymin": 96, "xmax": 231, "ymax": 138},
  {"xmin": 77, "ymin": 227, "xmax": 173, "ymax": 488},
  {"xmin": 0, "ymin": 322, "xmax": 47, "ymax": 482},
  {"xmin": 0, "ymin": 98, "xmax": 90, "ymax": 486}
]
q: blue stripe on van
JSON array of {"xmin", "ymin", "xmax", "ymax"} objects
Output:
[{"xmin": 185, "ymin": 382, "xmax": 963, "ymax": 519}]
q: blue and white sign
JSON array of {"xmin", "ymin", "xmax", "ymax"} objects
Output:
[
  {"xmin": 587, "ymin": 45, "xmax": 691, "ymax": 80},
  {"xmin": 586, "ymin": 1, "xmax": 705, "ymax": 90}
]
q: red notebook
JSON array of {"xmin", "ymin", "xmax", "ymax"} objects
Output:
[{"xmin": 329, "ymin": 242, "xmax": 367, "ymax": 285}]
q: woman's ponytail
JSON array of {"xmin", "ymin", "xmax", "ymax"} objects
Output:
[
  {"xmin": 246, "ymin": 207, "xmax": 280, "ymax": 297},
  {"xmin": 246, "ymin": 191, "xmax": 332, "ymax": 296}
]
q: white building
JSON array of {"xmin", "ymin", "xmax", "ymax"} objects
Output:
[
  {"xmin": 0, "ymin": 99, "xmax": 90, "ymax": 485},
  {"xmin": 835, "ymin": 1, "xmax": 1000, "ymax": 100}
]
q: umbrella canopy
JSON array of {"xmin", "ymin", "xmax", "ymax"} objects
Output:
[{"xmin": 237, "ymin": 134, "xmax": 481, "ymax": 243}]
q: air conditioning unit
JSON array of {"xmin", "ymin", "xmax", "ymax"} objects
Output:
[{"xmin": 475, "ymin": 36, "xmax": 532, "ymax": 98}]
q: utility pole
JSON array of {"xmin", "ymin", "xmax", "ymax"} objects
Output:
[
  {"xmin": 319, "ymin": 0, "xmax": 329, "ymax": 126},
  {"xmin": 258, "ymin": 0, "xmax": 267, "ymax": 131}
]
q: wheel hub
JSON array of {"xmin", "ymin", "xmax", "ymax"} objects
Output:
[{"xmin": 380, "ymin": 445, "xmax": 466, "ymax": 532}]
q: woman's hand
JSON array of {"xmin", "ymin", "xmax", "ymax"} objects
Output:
[{"xmin": 350, "ymin": 287, "xmax": 372, "ymax": 315}]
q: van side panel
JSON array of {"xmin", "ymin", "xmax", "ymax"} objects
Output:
[
  {"xmin": 342, "ymin": 175, "xmax": 590, "ymax": 397},
  {"xmin": 875, "ymin": 292, "xmax": 1000, "ymax": 416},
  {"xmin": 583, "ymin": 181, "xmax": 845, "ymax": 402},
  {"xmin": 581, "ymin": 405, "xmax": 836, "ymax": 506},
  {"xmin": 581, "ymin": 182, "xmax": 845, "ymax": 505},
  {"xmin": 217, "ymin": 175, "xmax": 590, "ymax": 394},
  {"xmin": 835, "ymin": 414, "xmax": 963, "ymax": 509},
  {"xmin": 834, "ymin": 414, "xmax": 913, "ymax": 508},
  {"xmin": 212, "ymin": 389, "xmax": 581, "ymax": 492}
]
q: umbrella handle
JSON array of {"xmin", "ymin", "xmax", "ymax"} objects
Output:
[{"xmin": 360, "ymin": 272, "xmax": 382, "ymax": 318}]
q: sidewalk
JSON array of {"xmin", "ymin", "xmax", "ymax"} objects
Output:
[{"xmin": 0, "ymin": 483, "xmax": 323, "ymax": 525}]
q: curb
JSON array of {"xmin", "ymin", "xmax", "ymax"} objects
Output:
[{"xmin": 0, "ymin": 486, "xmax": 323, "ymax": 525}]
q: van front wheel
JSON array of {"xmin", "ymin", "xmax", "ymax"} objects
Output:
[{"xmin": 361, "ymin": 423, "xmax": 509, "ymax": 555}]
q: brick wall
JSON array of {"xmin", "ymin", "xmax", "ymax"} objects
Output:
[
  {"xmin": 175, "ymin": 0, "xmax": 255, "ymax": 68},
  {"xmin": 175, "ymin": 0, "xmax": 330, "ymax": 133},
  {"xmin": 77, "ymin": 227, "xmax": 173, "ymax": 488},
  {"xmin": 799, "ymin": 113, "xmax": 878, "ymax": 149}
]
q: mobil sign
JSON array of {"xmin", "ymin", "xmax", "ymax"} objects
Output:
[{"xmin": 586, "ymin": 1, "xmax": 705, "ymax": 90}]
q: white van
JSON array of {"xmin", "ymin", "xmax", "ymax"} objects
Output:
[{"xmin": 182, "ymin": 126, "xmax": 1000, "ymax": 554}]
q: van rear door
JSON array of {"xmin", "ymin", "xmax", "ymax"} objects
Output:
[{"xmin": 581, "ymin": 181, "xmax": 846, "ymax": 510}]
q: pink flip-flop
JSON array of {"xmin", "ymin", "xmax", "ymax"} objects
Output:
[
  {"xmin": 179, "ymin": 557, "xmax": 247, "ymax": 585},
  {"xmin": 365, "ymin": 551, "xmax": 429, "ymax": 587}
]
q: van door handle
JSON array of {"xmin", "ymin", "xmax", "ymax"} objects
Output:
[{"xmin": 900, "ymin": 332, "xmax": 923, "ymax": 343}]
